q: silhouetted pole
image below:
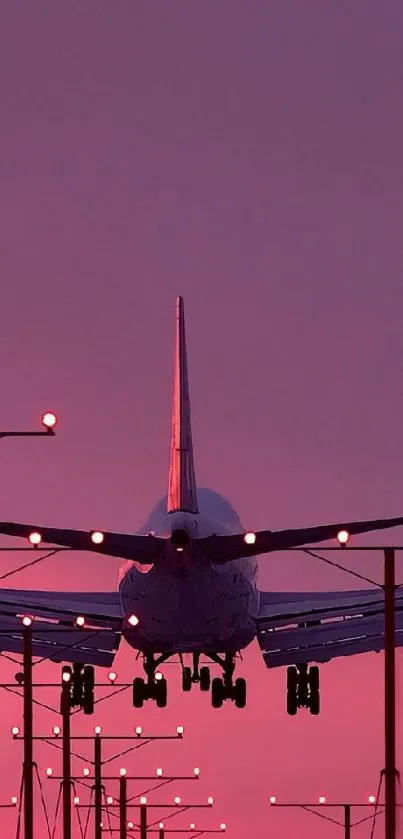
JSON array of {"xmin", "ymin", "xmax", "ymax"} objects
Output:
[
  {"xmin": 140, "ymin": 802, "xmax": 147, "ymax": 839},
  {"xmin": 159, "ymin": 828, "xmax": 164, "ymax": 839},
  {"xmin": 61, "ymin": 681, "xmax": 72, "ymax": 839},
  {"xmin": 94, "ymin": 733, "xmax": 103, "ymax": 839},
  {"xmin": 384, "ymin": 548, "xmax": 397, "ymax": 839},
  {"xmin": 119, "ymin": 775, "xmax": 127, "ymax": 839},
  {"xmin": 344, "ymin": 804, "xmax": 351, "ymax": 839},
  {"xmin": 23, "ymin": 626, "xmax": 33, "ymax": 839}
]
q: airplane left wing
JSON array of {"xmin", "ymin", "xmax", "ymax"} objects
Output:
[
  {"xmin": 200, "ymin": 515, "xmax": 403, "ymax": 563},
  {"xmin": 0, "ymin": 588, "xmax": 123, "ymax": 666},
  {"xmin": 256, "ymin": 587, "xmax": 403, "ymax": 668},
  {"xmin": 0, "ymin": 522, "xmax": 165, "ymax": 564}
]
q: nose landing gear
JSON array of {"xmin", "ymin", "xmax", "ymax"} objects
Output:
[
  {"xmin": 286, "ymin": 663, "xmax": 320, "ymax": 715},
  {"xmin": 181, "ymin": 654, "xmax": 211, "ymax": 692}
]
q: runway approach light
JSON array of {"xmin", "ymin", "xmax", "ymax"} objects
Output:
[
  {"xmin": 41, "ymin": 412, "xmax": 57, "ymax": 430},
  {"xmin": 207, "ymin": 797, "xmax": 214, "ymax": 806},
  {"xmin": 53, "ymin": 726, "xmax": 61, "ymax": 737},
  {"xmin": 135, "ymin": 726, "xmax": 143, "ymax": 736},
  {"xmin": 318, "ymin": 796, "xmax": 327, "ymax": 804},
  {"xmin": 22, "ymin": 616, "xmax": 32, "ymax": 627},
  {"xmin": 120, "ymin": 768, "xmax": 127, "ymax": 777},
  {"xmin": 128, "ymin": 823, "xmax": 134, "ymax": 831},
  {"xmin": 140, "ymin": 796, "xmax": 148, "ymax": 805},
  {"xmin": 74, "ymin": 796, "xmax": 80, "ymax": 806},
  {"xmin": 337, "ymin": 529, "xmax": 349, "ymax": 546},
  {"xmin": 244, "ymin": 531, "xmax": 256, "ymax": 545},
  {"xmin": 108, "ymin": 671, "xmax": 117, "ymax": 683},
  {"xmin": 368, "ymin": 795, "xmax": 376, "ymax": 804},
  {"xmin": 269, "ymin": 796, "xmax": 277, "ymax": 805},
  {"xmin": 28, "ymin": 531, "xmax": 41, "ymax": 547},
  {"xmin": 11, "ymin": 796, "xmax": 17, "ymax": 806},
  {"xmin": 189, "ymin": 825, "xmax": 196, "ymax": 831},
  {"xmin": 11, "ymin": 727, "xmax": 20, "ymax": 737},
  {"xmin": 193, "ymin": 767, "xmax": 200, "ymax": 777},
  {"xmin": 128, "ymin": 614, "xmax": 139, "ymax": 627},
  {"xmin": 107, "ymin": 797, "xmax": 114, "ymax": 805},
  {"xmin": 91, "ymin": 530, "xmax": 104, "ymax": 545},
  {"xmin": 83, "ymin": 768, "xmax": 90, "ymax": 777},
  {"xmin": 46, "ymin": 768, "xmax": 53, "ymax": 777},
  {"xmin": 176, "ymin": 725, "xmax": 184, "ymax": 736},
  {"xmin": 220, "ymin": 824, "xmax": 227, "ymax": 832},
  {"xmin": 159, "ymin": 824, "xmax": 165, "ymax": 831},
  {"xmin": 174, "ymin": 796, "xmax": 181, "ymax": 805},
  {"xmin": 156, "ymin": 768, "xmax": 163, "ymax": 777},
  {"xmin": 94, "ymin": 726, "xmax": 102, "ymax": 735}
]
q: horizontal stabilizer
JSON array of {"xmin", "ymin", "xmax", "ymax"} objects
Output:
[
  {"xmin": 200, "ymin": 514, "xmax": 403, "ymax": 563},
  {"xmin": 0, "ymin": 523, "xmax": 165, "ymax": 564}
]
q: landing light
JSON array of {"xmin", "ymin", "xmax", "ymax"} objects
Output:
[
  {"xmin": 337, "ymin": 529, "xmax": 349, "ymax": 546},
  {"xmin": 244, "ymin": 531, "xmax": 256, "ymax": 545},
  {"xmin": 155, "ymin": 671, "xmax": 163, "ymax": 681},
  {"xmin": 128, "ymin": 614, "xmax": 139, "ymax": 627},
  {"xmin": 28, "ymin": 531, "xmax": 41, "ymax": 547},
  {"xmin": 91, "ymin": 531, "xmax": 104, "ymax": 545},
  {"xmin": 41, "ymin": 412, "xmax": 57, "ymax": 430},
  {"xmin": 75, "ymin": 615, "xmax": 85, "ymax": 627}
]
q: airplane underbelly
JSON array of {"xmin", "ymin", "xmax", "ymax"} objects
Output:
[{"xmin": 119, "ymin": 564, "xmax": 257, "ymax": 653}]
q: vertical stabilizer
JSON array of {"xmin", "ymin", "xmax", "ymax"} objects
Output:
[{"xmin": 167, "ymin": 297, "xmax": 198, "ymax": 513}]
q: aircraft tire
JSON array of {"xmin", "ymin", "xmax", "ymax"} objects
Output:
[
  {"xmin": 234, "ymin": 677, "xmax": 247, "ymax": 708},
  {"xmin": 83, "ymin": 665, "xmax": 95, "ymax": 689},
  {"xmin": 309, "ymin": 690, "xmax": 320, "ymax": 715},
  {"xmin": 286, "ymin": 667, "xmax": 298, "ymax": 715},
  {"xmin": 182, "ymin": 667, "xmax": 192, "ymax": 691},
  {"xmin": 211, "ymin": 677, "xmax": 224, "ymax": 708},
  {"xmin": 133, "ymin": 677, "xmax": 145, "ymax": 708},
  {"xmin": 83, "ymin": 687, "xmax": 94, "ymax": 715},
  {"xmin": 199, "ymin": 667, "xmax": 211, "ymax": 691},
  {"xmin": 155, "ymin": 677, "xmax": 168, "ymax": 708}
]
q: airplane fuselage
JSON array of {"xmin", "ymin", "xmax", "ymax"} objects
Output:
[{"xmin": 119, "ymin": 488, "xmax": 259, "ymax": 654}]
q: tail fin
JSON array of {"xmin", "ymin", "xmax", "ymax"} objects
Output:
[{"xmin": 167, "ymin": 297, "xmax": 198, "ymax": 513}]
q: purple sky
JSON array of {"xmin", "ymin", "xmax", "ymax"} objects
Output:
[{"xmin": 1, "ymin": 2, "xmax": 403, "ymax": 836}]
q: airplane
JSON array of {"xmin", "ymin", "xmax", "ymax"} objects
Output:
[{"xmin": 0, "ymin": 296, "xmax": 403, "ymax": 714}]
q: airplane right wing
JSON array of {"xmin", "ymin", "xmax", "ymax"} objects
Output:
[
  {"xmin": 0, "ymin": 522, "xmax": 166, "ymax": 564},
  {"xmin": 255, "ymin": 587, "xmax": 403, "ymax": 667}
]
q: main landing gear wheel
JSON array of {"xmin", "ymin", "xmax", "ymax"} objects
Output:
[
  {"xmin": 209, "ymin": 654, "xmax": 247, "ymax": 709},
  {"xmin": 132, "ymin": 675, "xmax": 168, "ymax": 708},
  {"xmin": 61, "ymin": 664, "xmax": 95, "ymax": 715},
  {"xmin": 286, "ymin": 664, "xmax": 320, "ymax": 715},
  {"xmin": 182, "ymin": 667, "xmax": 192, "ymax": 691},
  {"xmin": 199, "ymin": 666, "xmax": 211, "ymax": 691}
]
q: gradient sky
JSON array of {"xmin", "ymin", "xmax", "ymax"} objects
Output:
[{"xmin": 1, "ymin": 2, "xmax": 403, "ymax": 836}]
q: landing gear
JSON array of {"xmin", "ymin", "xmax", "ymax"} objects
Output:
[
  {"xmin": 207, "ymin": 654, "xmax": 246, "ymax": 709},
  {"xmin": 61, "ymin": 663, "xmax": 95, "ymax": 715},
  {"xmin": 132, "ymin": 654, "xmax": 170, "ymax": 708},
  {"xmin": 180, "ymin": 654, "xmax": 211, "ymax": 693},
  {"xmin": 286, "ymin": 664, "xmax": 320, "ymax": 715}
]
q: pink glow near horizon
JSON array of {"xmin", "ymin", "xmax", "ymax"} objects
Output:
[{"xmin": 1, "ymin": 2, "xmax": 403, "ymax": 836}]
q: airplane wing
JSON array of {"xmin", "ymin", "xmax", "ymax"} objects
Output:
[
  {"xmin": 255, "ymin": 587, "xmax": 403, "ymax": 667},
  {"xmin": 0, "ymin": 522, "xmax": 165, "ymax": 564},
  {"xmin": 200, "ymin": 515, "xmax": 403, "ymax": 563},
  {"xmin": 0, "ymin": 588, "xmax": 123, "ymax": 666}
]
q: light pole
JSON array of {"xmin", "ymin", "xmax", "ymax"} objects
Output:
[
  {"xmin": 269, "ymin": 796, "xmax": 385, "ymax": 838},
  {"xmin": 0, "ymin": 411, "xmax": 57, "ymax": 439}
]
